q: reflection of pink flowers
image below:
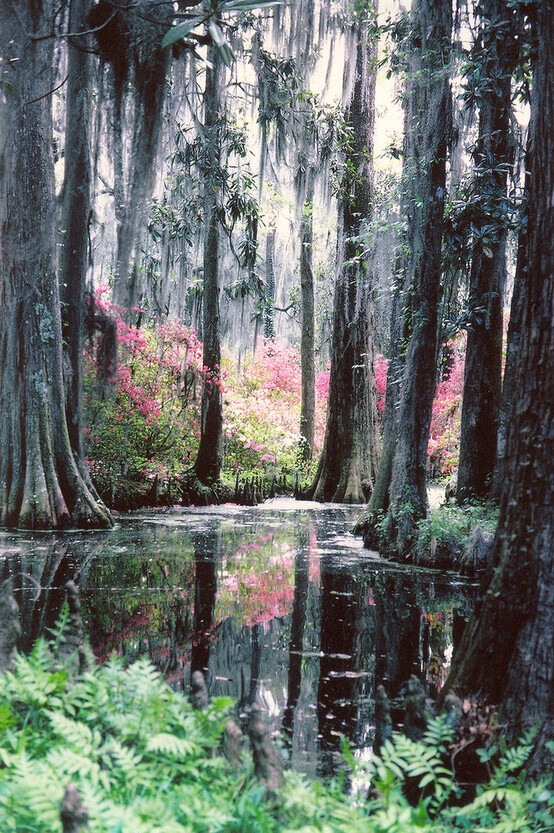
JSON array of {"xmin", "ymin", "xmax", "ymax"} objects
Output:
[{"xmin": 217, "ymin": 536, "xmax": 295, "ymax": 626}]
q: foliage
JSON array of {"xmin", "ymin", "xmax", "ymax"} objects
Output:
[
  {"xmin": 222, "ymin": 340, "xmax": 328, "ymax": 475},
  {"xmin": 162, "ymin": 0, "xmax": 283, "ymax": 67},
  {"xmin": 428, "ymin": 340, "xmax": 465, "ymax": 478},
  {"xmin": 416, "ymin": 501, "xmax": 499, "ymax": 560},
  {"xmin": 0, "ymin": 646, "xmax": 552, "ymax": 833},
  {"xmin": 83, "ymin": 308, "xmax": 460, "ymax": 496},
  {"xmin": 84, "ymin": 294, "xmax": 204, "ymax": 490}
]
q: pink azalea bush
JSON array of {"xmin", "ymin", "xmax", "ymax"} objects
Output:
[
  {"xmin": 84, "ymin": 294, "xmax": 204, "ymax": 488},
  {"xmin": 83, "ymin": 295, "xmax": 464, "ymax": 493},
  {"xmin": 428, "ymin": 340, "xmax": 465, "ymax": 477},
  {"xmin": 222, "ymin": 340, "xmax": 329, "ymax": 475}
]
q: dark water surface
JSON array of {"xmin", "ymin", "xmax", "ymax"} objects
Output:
[{"xmin": 0, "ymin": 498, "xmax": 475, "ymax": 777}]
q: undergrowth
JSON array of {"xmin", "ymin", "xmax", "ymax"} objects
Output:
[
  {"xmin": 0, "ymin": 640, "xmax": 552, "ymax": 832},
  {"xmin": 415, "ymin": 501, "xmax": 499, "ymax": 564}
]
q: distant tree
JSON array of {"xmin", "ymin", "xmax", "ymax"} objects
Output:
[
  {"xmin": 298, "ymin": 166, "xmax": 316, "ymax": 463},
  {"xmin": 89, "ymin": 0, "xmax": 171, "ymax": 315},
  {"xmin": 0, "ymin": 1, "xmax": 112, "ymax": 529},
  {"xmin": 440, "ymin": 0, "xmax": 553, "ymax": 766},
  {"xmin": 456, "ymin": 0, "xmax": 520, "ymax": 503},
  {"xmin": 308, "ymin": 0, "xmax": 380, "ymax": 503},
  {"xmin": 194, "ymin": 42, "xmax": 225, "ymax": 485},
  {"xmin": 385, "ymin": 0, "xmax": 452, "ymax": 553}
]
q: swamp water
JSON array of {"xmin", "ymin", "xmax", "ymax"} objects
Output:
[{"xmin": 0, "ymin": 498, "xmax": 476, "ymax": 777}]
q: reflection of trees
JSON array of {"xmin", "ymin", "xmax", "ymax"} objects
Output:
[
  {"xmin": 190, "ymin": 531, "xmax": 218, "ymax": 683},
  {"xmin": 372, "ymin": 573, "xmax": 422, "ymax": 700},
  {"xmin": 77, "ymin": 525, "xmax": 196, "ymax": 679},
  {"xmin": 0, "ymin": 536, "xmax": 85, "ymax": 652},
  {"xmin": 317, "ymin": 556, "xmax": 367, "ymax": 778},
  {"xmin": 283, "ymin": 540, "xmax": 309, "ymax": 744}
]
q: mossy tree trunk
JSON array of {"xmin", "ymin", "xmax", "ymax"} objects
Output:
[
  {"xmin": 0, "ymin": 1, "xmax": 112, "ymax": 529},
  {"xmin": 385, "ymin": 0, "xmax": 452, "ymax": 555},
  {"xmin": 308, "ymin": 3, "xmax": 380, "ymax": 503},
  {"xmin": 60, "ymin": 0, "xmax": 93, "ymax": 466},
  {"xmin": 439, "ymin": 1, "xmax": 553, "ymax": 765},
  {"xmin": 366, "ymin": 260, "xmax": 408, "ymax": 519},
  {"xmin": 457, "ymin": 0, "xmax": 519, "ymax": 503},
  {"xmin": 194, "ymin": 43, "xmax": 224, "ymax": 486}
]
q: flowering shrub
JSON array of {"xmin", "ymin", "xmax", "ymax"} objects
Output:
[
  {"xmin": 428, "ymin": 340, "xmax": 465, "ymax": 477},
  {"xmin": 375, "ymin": 353, "xmax": 388, "ymax": 419},
  {"xmin": 84, "ymin": 294, "xmax": 204, "ymax": 490},
  {"xmin": 83, "ymin": 297, "xmax": 463, "ymax": 497},
  {"xmin": 222, "ymin": 340, "xmax": 328, "ymax": 475}
]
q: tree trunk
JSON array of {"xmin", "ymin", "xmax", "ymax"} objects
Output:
[
  {"xmin": 194, "ymin": 44, "xmax": 224, "ymax": 485},
  {"xmin": 457, "ymin": 0, "xmax": 517, "ymax": 503},
  {"xmin": 492, "ymin": 135, "xmax": 530, "ymax": 499},
  {"xmin": 0, "ymin": 1, "xmax": 112, "ymax": 529},
  {"xmin": 299, "ymin": 171, "xmax": 316, "ymax": 463},
  {"xmin": 107, "ymin": 5, "xmax": 170, "ymax": 314},
  {"xmin": 264, "ymin": 226, "xmax": 276, "ymax": 339},
  {"xmin": 308, "ymin": 4, "xmax": 380, "ymax": 504},
  {"xmin": 439, "ymin": 1, "xmax": 553, "ymax": 766},
  {"xmin": 60, "ymin": 0, "xmax": 92, "ymax": 465},
  {"xmin": 366, "ymin": 261, "xmax": 408, "ymax": 517},
  {"xmin": 386, "ymin": 0, "xmax": 451, "ymax": 554}
]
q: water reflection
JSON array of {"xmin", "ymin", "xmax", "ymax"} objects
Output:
[{"xmin": 0, "ymin": 499, "xmax": 475, "ymax": 777}]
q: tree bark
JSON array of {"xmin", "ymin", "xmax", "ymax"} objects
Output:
[
  {"xmin": 439, "ymin": 1, "xmax": 553, "ymax": 766},
  {"xmin": 194, "ymin": 44, "xmax": 224, "ymax": 485},
  {"xmin": 60, "ymin": 0, "xmax": 93, "ymax": 465},
  {"xmin": 492, "ymin": 135, "xmax": 530, "ymax": 499},
  {"xmin": 308, "ymin": 4, "xmax": 380, "ymax": 503},
  {"xmin": 386, "ymin": 0, "xmax": 451, "ymax": 554},
  {"xmin": 0, "ymin": 1, "xmax": 112, "ymax": 530},
  {"xmin": 366, "ymin": 261, "xmax": 408, "ymax": 517},
  {"xmin": 263, "ymin": 225, "xmax": 276, "ymax": 339},
  {"xmin": 457, "ymin": 0, "xmax": 518, "ymax": 503},
  {"xmin": 299, "ymin": 171, "xmax": 316, "ymax": 463},
  {"xmin": 103, "ymin": 4, "xmax": 170, "ymax": 314}
]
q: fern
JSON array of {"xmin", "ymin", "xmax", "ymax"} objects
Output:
[
  {"xmin": 46, "ymin": 709, "xmax": 94, "ymax": 749},
  {"xmin": 370, "ymin": 731, "xmax": 454, "ymax": 818},
  {"xmin": 1, "ymin": 618, "xmax": 551, "ymax": 833},
  {"xmin": 146, "ymin": 732, "xmax": 196, "ymax": 759},
  {"xmin": 45, "ymin": 601, "xmax": 71, "ymax": 651},
  {"xmin": 423, "ymin": 713, "xmax": 455, "ymax": 752}
]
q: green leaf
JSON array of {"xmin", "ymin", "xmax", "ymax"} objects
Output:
[
  {"xmin": 221, "ymin": 0, "xmax": 284, "ymax": 9},
  {"xmin": 146, "ymin": 733, "xmax": 195, "ymax": 758},
  {"xmin": 207, "ymin": 19, "xmax": 235, "ymax": 66},
  {"xmin": 162, "ymin": 17, "xmax": 205, "ymax": 48}
]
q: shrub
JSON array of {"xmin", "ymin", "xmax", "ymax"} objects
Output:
[
  {"xmin": 222, "ymin": 340, "xmax": 328, "ymax": 476},
  {"xmin": 428, "ymin": 341, "xmax": 465, "ymax": 479},
  {"xmin": 84, "ymin": 295, "xmax": 203, "ymax": 492}
]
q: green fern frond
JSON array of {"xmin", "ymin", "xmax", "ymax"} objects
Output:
[
  {"xmin": 7, "ymin": 756, "xmax": 64, "ymax": 828},
  {"xmin": 146, "ymin": 732, "xmax": 195, "ymax": 759},
  {"xmin": 46, "ymin": 709, "xmax": 94, "ymax": 750},
  {"xmin": 27, "ymin": 636, "xmax": 54, "ymax": 669},
  {"xmin": 102, "ymin": 738, "xmax": 144, "ymax": 774},
  {"xmin": 423, "ymin": 714, "xmax": 455, "ymax": 751},
  {"xmin": 467, "ymin": 786, "xmax": 523, "ymax": 810},
  {"xmin": 45, "ymin": 601, "xmax": 70, "ymax": 650}
]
